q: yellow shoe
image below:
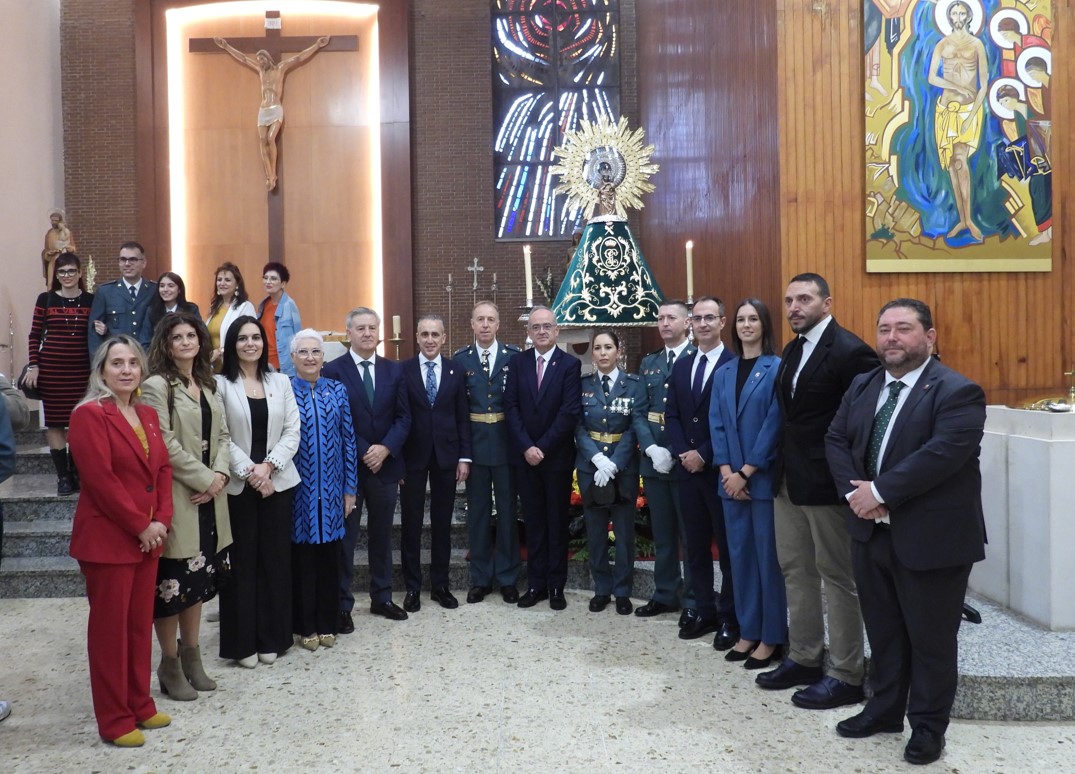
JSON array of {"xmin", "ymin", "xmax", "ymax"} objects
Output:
[
  {"xmin": 110, "ymin": 729, "xmax": 146, "ymax": 747},
  {"xmin": 318, "ymin": 634, "xmax": 336, "ymax": 648},
  {"xmin": 300, "ymin": 635, "xmax": 319, "ymax": 652},
  {"xmin": 138, "ymin": 711, "xmax": 172, "ymax": 730}
]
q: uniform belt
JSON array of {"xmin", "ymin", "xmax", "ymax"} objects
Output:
[
  {"xmin": 470, "ymin": 412, "xmax": 505, "ymax": 423},
  {"xmin": 647, "ymin": 411, "xmax": 665, "ymax": 424},
  {"xmin": 588, "ymin": 431, "xmax": 624, "ymax": 443}
]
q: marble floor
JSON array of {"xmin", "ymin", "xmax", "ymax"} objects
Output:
[{"xmin": 0, "ymin": 594, "xmax": 1072, "ymax": 773}]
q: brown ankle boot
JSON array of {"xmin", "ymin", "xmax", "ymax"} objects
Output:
[
  {"xmin": 157, "ymin": 653, "xmax": 197, "ymax": 700},
  {"xmin": 179, "ymin": 640, "xmax": 217, "ymax": 691}
]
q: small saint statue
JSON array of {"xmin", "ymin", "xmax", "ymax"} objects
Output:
[
  {"xmin": 42, "ymin": 209, "xmax": 77, "ymax": 289},
  {"xmin": 214, "ymin": 35, "xmax": 331, "ymax": 191}
]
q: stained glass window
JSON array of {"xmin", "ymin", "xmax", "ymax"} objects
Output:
[{"xmin": 493, "ymin": 0, "xmax": 621, "ymax": 240}]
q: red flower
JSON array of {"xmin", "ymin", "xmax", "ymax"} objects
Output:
[{"xmin": 570, "ymin": 491, "xmax": 583, "ymax": 506}]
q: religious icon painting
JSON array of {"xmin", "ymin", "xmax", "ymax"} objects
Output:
[{"xmin": 865, "ymin": 0, "xmax": 1053, "ymax": 272}]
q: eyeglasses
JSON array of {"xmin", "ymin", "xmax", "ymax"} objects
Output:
[
  {"xmin": 56, "ymin": 269, "xmax": 79, "ymax": 277},
  {"xmin": 691, "ymin": 314, "xmax": 723, "ymax": 325},
  {"xmin": 295, "ymin": 349, "xmax": 324, "ymax": 359},
  {"xmin": 529, "ymin": 323, "xmax": 555, "ymax": 332},
  {"xmin": 118, "ymin": 256, "xmax": 144, "ymax": 264}
]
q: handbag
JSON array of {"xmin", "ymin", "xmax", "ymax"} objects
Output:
[{"xmin": 17, "ymin": 363, "xmax": 42, "ymax": 401}]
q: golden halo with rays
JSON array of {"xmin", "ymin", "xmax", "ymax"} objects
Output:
[{"xmin": 551, "ymin": 115, "xmax": 659, "ymax": 220}]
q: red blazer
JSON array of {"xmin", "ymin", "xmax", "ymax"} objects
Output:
[{"xmin": 69, "ymin": 400, "xmax": 174, "ymax": 564}]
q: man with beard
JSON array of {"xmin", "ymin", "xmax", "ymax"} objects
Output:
[{"xmin": 825, "ymin": 299, "xmax": 985, "ymax": 766}]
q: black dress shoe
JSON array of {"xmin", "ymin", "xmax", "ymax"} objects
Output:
[
  {"xmin": 431, "ymin": 587, "xmax": 459, "ymax": 609},
  {"xmin": 338, "ymin": 611, "xmax": 355, "ymax": 635},
  {"xmin": 403, "ymin": 590, "xmax": 421, "ymax": 612},
  {"xmin": 678, "ymin": 608, "xmax": 699, "ymax": 629},
  {"xmin": 615, "ymin": 597, "xmax": 633, "ymax": 615},
  {"xmin": 712, "ymin": 621, "xmax": 740, "ymax": 651},
  {"xmin": 754, "ymin": 659, "xmax": 824, "ymax": 690},
  {"xmin": 635, "ymin": 600, "xmax": 678, "ymax": 618},
  {"xmin": 791, "ymin": 675, "xmax": 865, "ymax": 710},
  {"xmin": 467, "ymin": 586, "xmax": 492, "ymax": 604},
  {"xmin": 517, "ymin": 589, "xmax": 548, "ymax": 608},
  {"xmin": 744, "ymin": 645, "xmax": 783, "ymax": 671},
  {"xmin": 589, "ymin": 594, "xmax": 611, "ymax": 612},
  {"xmin": 678, "ymin": 614, "xmax": 720, "ymax": 640},
  {"xmin": 904, "ymin": 726, "xmax": 945, "ymax": 765},
  {"xmin": 370, "ymin": 600, "xmax": 408, "ymax": 621},
  {"xmin": 836, "ymin": 711, "xmax": 904, "ymax": 739},
  {"xmin": 725, "ymin": 643, "xmax": 757, "ymax": 662},
  {"xmin": 549, "ymin": 588, "xmax": 567, "ymax": 610},
  {"xmin": 500, "ymin": 586, "xmax": 519, "ymax": 604}
]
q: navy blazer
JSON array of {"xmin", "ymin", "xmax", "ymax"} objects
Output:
[
  {"xmin": 454, "ymin": 342, "xmax": 521, "ymax": 466},
  {"xmin": 402, "ymin": 355, "xmax": 472, "ymax": 470},
  {"xmin": 825, "ymin": 358, "xmax": 987, "ymax": 571},
  {"xmin": 503, "ymin": 346, "xmax": 581, "ymax": 471},
  {"xmin": 776, "ymin": 318, "xmax": 878, "ymax": 505},
  {"xmin": 664, "ymin": 345, "xmax": 734, "ymax": 481},
  {"xmin": 710, "ymin": 354, "xmax": 783, "ymax": 500},
  {"xmin": 322, "ymin": 352, "xmax": 411, "ymax": 484},
  {"xmin": 87, "ymin": 279, "xmax": 158, "ymax": 354}
]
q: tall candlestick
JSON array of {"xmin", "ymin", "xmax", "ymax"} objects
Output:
[
  {"xmin": 685, "ymin": 240, "xmax": 695, "ymax": 299},
  {"xmin": 523, "ymin": 245, "xmax": 533, "ymax": 304},
  {"xmin": 392, "ymin": 315, "xmax": 401, "ymax": 338}
]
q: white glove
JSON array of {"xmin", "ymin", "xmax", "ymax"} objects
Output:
[
  {"xmin": 646, "ymin": 445, "xmax": 675, "ymax": 474},
  {"xmin": 592, "ymin": 452, "xmax": 611, "ymax": 468},
  {"xmin": 594, "ymin": 468, "xmax": 612, "ymax": 488}
]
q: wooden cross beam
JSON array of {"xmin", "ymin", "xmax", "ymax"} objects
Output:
[{"xmin": 190, "ymin": 11, "xmax": 358, "ymax": 265}]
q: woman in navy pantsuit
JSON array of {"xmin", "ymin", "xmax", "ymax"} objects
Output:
[{"xmin": 710, "ymin": 299, "xmax": 787, "ymax": 669}]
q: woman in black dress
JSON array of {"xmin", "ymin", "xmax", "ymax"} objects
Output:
[
  {"xmin": 147, "ymin": 272, "xmax": 202, "ymax": 332},
  {"xmin": 23, "ymin": 253, "xmax": 93, "ymax": 495},
  {"xmin": 142, "ymin": 313, "xmax": 233, "ymax": 700}
]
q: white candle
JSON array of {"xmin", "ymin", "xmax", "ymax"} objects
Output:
[
  {"xmin": 685, "ymin": 241, "xmax": 695, "ymax": 298},
  {"xmin": 523, "ymin": 245, "xmax": 533, "ymax": 303},
  {"xmin": 392, "ymin": 315, "xmax": 401, "ymax": 338}
]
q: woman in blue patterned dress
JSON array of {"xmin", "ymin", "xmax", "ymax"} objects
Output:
[{"xmin": 289, "ymin": 329, "xmax": 357, "ymax": 650}]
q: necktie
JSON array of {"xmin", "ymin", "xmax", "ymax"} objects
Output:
[
  {"xmin": 866, "ymin": 381, "xmax": 905, "ymax": 478},
  {"xmin": 601, "ymin": 374, "xmax": 611, "ymax": 397},
  {"xmin": 667, "ymin": 350, "xmax": 675, "ymax": 371},
  {"xmin": 536, "ymin": 355, "xmax": 546, "ymax": 390},
  {"xmin": 425, "ymin": 361, "xmax": 437, "ymax": 406},
  {"xmin": 691, "ymin": 354, "xmax": 707, "ymax": 402},
  {"xmin": 784, "ymin": 335, "xmax": 806, "ymax": 397},
  {"xmin": 360, "ymin": 360, "xmax": 374, "ymax": 404},
  {"xmin": 481, "ymin": 349, "xmax": 491, "ymax": 375},
  {"xmin": 129, "ymin": 285, "xmax": 138, "ymax": 301}
]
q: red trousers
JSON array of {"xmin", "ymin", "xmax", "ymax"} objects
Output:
[{"xmin": 80, "ymin": 558, "xmax": 159, "ymax": 740}]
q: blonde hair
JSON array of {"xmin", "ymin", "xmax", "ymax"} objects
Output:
[{"xmin": 77, "ymin": 335, "xmax": 147, "ymax": 409}]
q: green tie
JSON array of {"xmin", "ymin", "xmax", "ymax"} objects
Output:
[
  {"xmin": 866, "ymin": 380, "xmax": 904, "ymax": 479},
  {"xmin": 360, "ymin": 360, "xmax": 374, "ymax": 404}
]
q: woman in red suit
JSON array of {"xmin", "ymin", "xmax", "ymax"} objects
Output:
[{"xmin": 69, "ymin": 335, "xmax": 175, "ymax": 747}]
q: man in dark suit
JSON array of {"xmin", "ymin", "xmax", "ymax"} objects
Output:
[
  {"xmin": 826, "ymin": 299, "xmax": 986, "ymax": 766},
  {"xmin": 87, "ymin": 241, "xmax": 157, "ymax": 355},
  {"xmin": 399, "ymin": 315, "xmax": 472, "ymax": 611},
  {"xmin": 504, "ymin": 305, "xmax": 581, "ymax": 610},
  {"xmin": 454, "ymin": 301, "xmax": 522, "ymax": 604},
  {"xmin": 756, "ymin": 273, "xmax": 879, "ymax": 710},
  {"xmin": 323, "ymin": 307, "xmax": 412, "ymax": 628},
  {"xmin": 665, "ymin": 296, "xmax": 738, "ymax": 648},
  {"xmin": 632, "ymin": 300, "xmax": 696, "ymax": 621}
]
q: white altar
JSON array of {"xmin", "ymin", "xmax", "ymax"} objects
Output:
[{"xmin": 975, "ymin": 406, "xmax": 1075, "ymax": 631}]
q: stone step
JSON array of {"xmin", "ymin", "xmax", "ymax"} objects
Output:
[
  {"xmin": 0, "ymin": 550, "xmax": 649, "ymax": 602},
  {"xmin": 15, "ymin": 445, "xmax": 54, "ymax": 476},
  {"xmin": 1, "ymin": 513, "xmax": 472, "ymax": 554}
]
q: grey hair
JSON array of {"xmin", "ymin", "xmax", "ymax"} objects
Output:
[
  {"xmin": 289, "ymin": 328, "xmax": 325, "ymax": 354},
  {"xmin": 77, "ymin": 335, "xmax": 148, "ymax": 409},
  {"xmin": 345, "ymin": 307, "xmax": 381, "ymax": 328}
]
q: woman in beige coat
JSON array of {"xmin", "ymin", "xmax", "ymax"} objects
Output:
[{"xmin": 142, "ymin": 312, "xmax": 233, "ymax": 700}]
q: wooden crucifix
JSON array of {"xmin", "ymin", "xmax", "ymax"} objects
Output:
[{"xmin": 191, "ymin": 11, "xmax": 358, "ymax": 263}]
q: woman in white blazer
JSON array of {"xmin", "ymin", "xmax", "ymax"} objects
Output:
[
  {"xmin": 215, "ymin": 315, "xmax": 300, "ymax": 667},
  {"xmin": 205, "ymin": 262, "xmax": 256, "ymax": 373}
]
